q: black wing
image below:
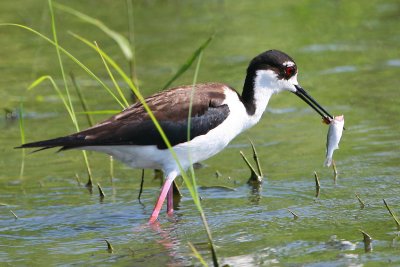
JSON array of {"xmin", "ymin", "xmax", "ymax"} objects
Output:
[{"xmin": 18, "ymin": 83, "xmax": 232, "ymax": 150}]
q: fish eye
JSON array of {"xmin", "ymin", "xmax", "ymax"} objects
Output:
[{"xmin": 284, "ymin": 66, "xmax": 296, "ymax": 79}]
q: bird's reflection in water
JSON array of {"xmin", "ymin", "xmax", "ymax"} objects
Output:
[
  {"xmin": 147, "ymin": 220, "xmax": 190, "ymax": 267},
  {"xmin": 131, "ymin": 209, "xmax": 188, "ymax": 266}
]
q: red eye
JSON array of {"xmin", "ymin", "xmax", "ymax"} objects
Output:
[{"xmin": 284, "ymin": 66, "xmax": 295, "ymax": 78}]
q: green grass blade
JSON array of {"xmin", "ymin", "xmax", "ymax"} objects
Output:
[
  {"xmin": 239, "ymin": 151, "xmax": 259, "ymax": 177},
  {"xmin": 55, "ymin": 1, "xmax": 138, "ymax": 89},
  {"xmin": 28, "ymin": 77, "xmax": 94, "ymax": 186},
  {"xmin": 104, "ymin": 239, "xmax": 114, "ymax": 253},
  {"xmin": 10, "ymin": 210, "xmax": 18, "ymax": 219},
  {"xmin": 54, "ymin": 2, "xmax": 133, "ymax": 61},
  {"xmin": 29, "ymin": 77, "xmax": 95, "ymax": 186},
  {"xmin": 383, "ymin": 199, "xmax": 400, "ymax": 230},
  {"xmin": 18, "ymin": 102, "xmax": 25, "ymax": 144},
  {"xmin": 188, "ymin": 242, "xmax": 208, "ymax": 267},
  {"xmin": 77, "ymin": 110, "xmax": 120, "ymax": 115},
  {"xmin": 126, "ymin": 0, "xmax": 138, "ymax": 87},
  {"xmin": 29, "ymin": 75, "xmax": 52, "ymax": 91},
  {"xmin": 94, "ymin": 41, "xmax": 130, "ymax": 108},
  {"xmin": 162, "ymin": 34, "xmax": 214, "ymax": 90},
  {"xmin": 50, "ymin": 0, "xmax": 93, "ymax": 185},
  {"xmin": 186, "ymin": 52, "xmax": 204, "ymax": 201},
  {"xmin": 48, "ymin": 0, "xmax": 81, "ymax": 130},
  {"xmin": 250, "ymin": 140, "xmax": 263, "ymax": 177},
  {"xmin": 28, "ymin": 75, "xmax": 75, "ymax": 122},
  {"xmin": 0, "ymin": 23, "xmax": 125, "ymax": 109},
  {"xmin": 70, "ymin": 72, "xmax": 95, "ymax": 126},
  {"xmin": 18, "ymin": 101, "xmax": 25, "ymax": 179},
  {"xmin": 185, "ymin": 47, "xmax": 219, "ymax": 266}
]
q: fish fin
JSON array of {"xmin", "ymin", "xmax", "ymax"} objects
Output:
[{"xmin": 324, "ymin": 157, "xmax": 332, "ymax": 167}]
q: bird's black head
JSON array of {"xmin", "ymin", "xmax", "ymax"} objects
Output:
[
  {"xmin": 244, "ymin": 49, "xmax": 333, "ymax": 122},
  {"xmin": 247, "ymin": 50, "xmax": 298, "ymax": 81}
]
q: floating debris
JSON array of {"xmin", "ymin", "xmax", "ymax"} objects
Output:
[
  {"xmin": 314, "ymin": 171, "xmax": 321, "ymax": 198},
  {"xmin": 383, "ymin": 199, "xmax": 400, "ymax": 230},
  {"xmin": 359, "ymin": 229, "xmax": 373, "ymax": 252},
  {"xmin": 104, "ymin": 239, "xmax": 114, "ymax": 253},
  {"xmin": 10, "ymin": 210, "xmax": 18, "ymax": 219},
  {"xmin": 355, "ymin": 193, "xmax": 366, "ymax": 209},
  {"xmin": 97, "ymin": 183, "xmax": 106, "ymax": 199},
  {"xmin": 4, "ymin": 107, "xmax": 18, "ymax": 121},
  {"xmin": 214, "ymin": 170, "xmax": 233, "ymax": 182},
  {"xmin": 199, "ymin": 186, "xmax": 237, "ymax": 191},
  {"xmin": 326, "ymin": 235, "xmax": 357, "ymax": 250},
  {"xmin": 192, "ymin": 162, "xmax": 204, "ymax": 169},
  {"xmin": 288, "ymin": 209, "xmax": 299, "ymax": 220}
]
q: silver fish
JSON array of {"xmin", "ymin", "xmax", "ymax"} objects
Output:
[{"xmin": 324, "ymin": 115, "xmax": 344, "ymax": 167}]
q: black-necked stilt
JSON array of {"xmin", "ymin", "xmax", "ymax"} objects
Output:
[{"xmin": 18, "ymin": 50, "xmax": 333, "ymax": 223}]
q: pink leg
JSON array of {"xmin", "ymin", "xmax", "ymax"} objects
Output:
[
  {"xmin": 149, "ymin": 172, "xmax": 177, "ymax": 223},
  {"xmin": 167, "ymin": 185, "xmax": 174, "ymax": 216}
]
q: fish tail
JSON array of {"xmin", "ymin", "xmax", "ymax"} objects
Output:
[{"xmin": 324, "ymin": 157, "xmax": 332, "ymax": 167}]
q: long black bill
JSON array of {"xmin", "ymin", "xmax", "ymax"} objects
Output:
[{"xmin": 294, "ymin": 85, "xmax": 333, "ymax": 122}]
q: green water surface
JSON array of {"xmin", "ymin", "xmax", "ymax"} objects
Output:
[{"xmin": 1, "ymin": 0, "xmax": 399, "ymax": 266}]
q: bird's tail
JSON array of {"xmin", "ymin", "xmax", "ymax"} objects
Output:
[{"xmin": 15, "ymin": 136, "xmax": 81, "ymax": 152}]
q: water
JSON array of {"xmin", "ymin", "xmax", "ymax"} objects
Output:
[{"xmin": 1, "ymin": 0, "xmax": 400, "ymax": 266}]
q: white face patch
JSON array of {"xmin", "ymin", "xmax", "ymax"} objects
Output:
[
  {"xmin": 254, "ymin": 69, "xmax": 277, "ymax": 90},
  {"xmin": 255, "ymin": 69, "xmax": 298, "ymax": 94}
]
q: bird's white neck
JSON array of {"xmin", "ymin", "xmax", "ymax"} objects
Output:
[
  {"xmin": 250, "ymin": 85, "xmax": 273, "ymax": 122},
  {"xmin": 243, "ymin": 70, "xmax": 279, "ymax": 127}
]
